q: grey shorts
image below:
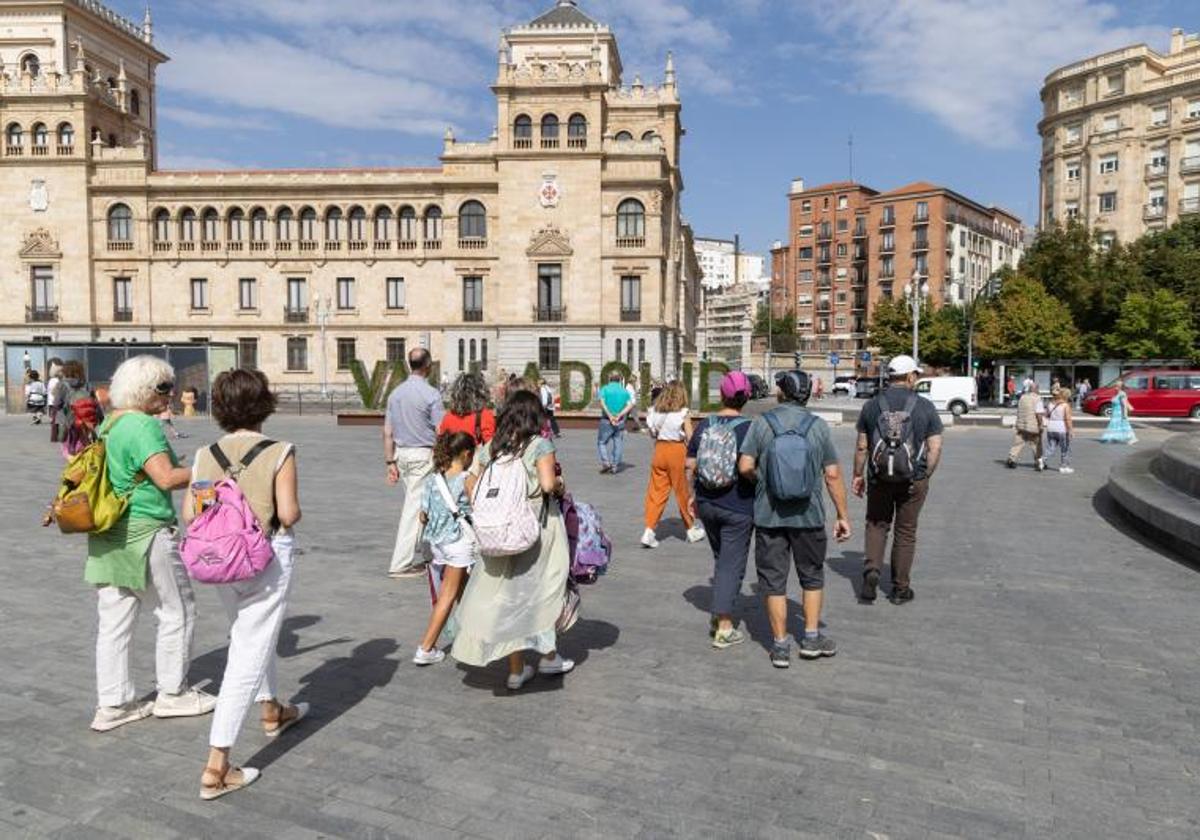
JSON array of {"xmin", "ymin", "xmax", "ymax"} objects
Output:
[{"xmin": 755, "ymin": 526, "xmax": 827, "ymax": 594}]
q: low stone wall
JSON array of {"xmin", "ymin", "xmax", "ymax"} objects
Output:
[{"xmin": 1107, "ymin": 433, "xmax": 1200, "ymax": 562}]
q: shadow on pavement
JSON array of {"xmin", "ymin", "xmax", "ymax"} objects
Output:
[
  {"xmin": 456, "ymin": 617, "xmax": 620, "ymax": 696},
  {"xmin": 827, "ymin": 550, "xmax": 879, "ymax": 601},
  {"xmin": 277, "ymin": 614, "xmax": 353, "ymax": 659},
  {"xmin": 1091, "ymin": 485, "xmax": 1196, "ymax": 571}
]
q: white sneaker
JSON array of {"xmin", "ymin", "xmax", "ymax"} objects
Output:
[
  {"xmin": 506, "ymin": 664, "xmax": 535, "ymax": 691},
  {"xmin": 1059, "ymin": 466, "xmax": 1075, "ymax": 474},
  {"xmin": 537, "ymin": 653, "xmax": 576, "ymax": 676},
  {"xmin": 640, "ymin": 527, "xmax": 659, "ymax": 549},
  {"xmin": 686, "ymin": 523, "xmax": 707, "ymax": 543},
  {"xmin": 91, "ymin": 699, "xmax": 155, "ymax": 732},
  {"xmin": 412, "ymin": 646, "xmax": 445, "ymax": 666},
  {"xmin": 153, "ymin": 687, "xmax": 217, "ymax": 719},
  {"xmin": 1036, "ymin": 458, "xmax": 1046, "ymax": 472}
]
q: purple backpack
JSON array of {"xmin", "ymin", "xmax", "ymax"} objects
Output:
[
  {"xmin": 561, "ymin": 494, "xmax": 612, "ymax": 583},
  {"xmin": 180, "ymin": 440, "xmax": 276, "ymax": 584}
]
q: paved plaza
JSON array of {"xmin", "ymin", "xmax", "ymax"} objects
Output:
[{"xmin": 2, "ymin": 413, "xmax": 1199, "ymax": 839}]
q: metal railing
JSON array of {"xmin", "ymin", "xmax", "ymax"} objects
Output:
[
  {"xmin": 284, "ymin": 307, "xmax": 309, "ymax": 323},
  {"xmin": 534, "ymin": 306, "xmax": 566, "ymax": 322},
  {"xmin": 463, "ymin": 308, "xmax": 483, "ymax": 322},
  {"xmin": 26, "ymin": 305, "xmax": 58, "ymax": 322},
  {"xmin": 620, "ymin": 308, "xmax": 641, "ymax": 322},
  {"xmin": 113, "ymin": 308, "xmax": 133, "ymax": 322}
]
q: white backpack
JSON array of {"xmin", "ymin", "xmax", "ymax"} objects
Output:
[{"xmin": 471, "ymin": 452, "xmax": 541, "ymax": 557}]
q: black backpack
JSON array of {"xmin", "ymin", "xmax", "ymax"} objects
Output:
[{"xmin": 870, "ymin": 393, "xmax": 923, "ymax": 483}]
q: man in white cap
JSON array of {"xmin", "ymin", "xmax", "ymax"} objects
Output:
[{"xmin": 851, "ymin": 355, "xmax": 943, "ymax": 605}]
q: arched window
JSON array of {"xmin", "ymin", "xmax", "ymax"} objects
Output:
[
  {"xmin": 617, "ymin": 198, "xmax": 646, "ymax": 239},
  {"xmin": 325, "ymin": 207, "xmax": 343, "ymax": 241},
  {"xmin": 107, "ymin": 133, "xmax": 117, "ymax": 148},
  {"xmin": 277, "ymin": 207, "xmax": 295, "ymax": 241},
  {"xmin": 626, "ymin": 339, "xmax": 633, "ymax": 367},
  {"xmin": 348, "ymin": 206, "xmax": 366, "ymax": 241},
  {"xmin": 31, "ymin": 122, "xmax": 48, "ymax": 147},
  {"xmin": 6, "ymin": 122, "xmax": 23, "ymax": 148},
  {"xmin": 638, "ymin": 339, "xmax": 646, "ymax": 364},
  {"xmin": 129, "ymin": 89, "xmax": 141, "ymax": 116},
  {"xmin": 470, "ymin": 339, "xmax": 477, "ymax": 365},
  {"xmin": 107, "ymin": 203, "xmax": 133, "ymax": 242},
  {"xmin": 423, "ymin": 206, "xmax": 442, "ymax": 243},
  {"xmin": 250, "ymin": 208, "xmax": 268, "ymax": 241},
  {"xmin": 57, "ymin": 122, "xmax": 74, "ymax": 149},
  {"xmin": 179, "ymin": 208, "xmax": 197, "ymax": 242},
  {"xmin": 614, "ymin": 338, "xmax": 621, "ymax": 360},
  {"xmin": 374, "ymin": 206, "xmax": 393, "ymax": 241},
  {"xmin": 458, "ymin": 338, "xmax": 465, "ymax": 372},
  {"xmin": 614, "ymin": 130, "xmax": 633, "ymax": 141},
  {"xmin": 514, "ymin": 114, "xmax": 532, "ymax": 148},
  {"xmin": 106, "ymin": 76, "xmax": 117, "ymax": 91},
  {"xmin": 641, "ymin": 130, "xmax": 659, "ymax": 142},
  {"xmin": 481, "ymin": 338, "xmax": 488, "ymax": 369},
  {"xmin": 568, "ymin": 113, "xmax": 587, "ymax": 147},
  {"xmin": 153, "ymin": 208, "xmax": 170, "ymax": 242},
  {"xmin": 541, "ymin": 113, "xmax": 559, "ymax": 148},
  {"xmin": 20, "ymin": 53, "xmax": 40, "ymax": 77},
  {"xmin": 90, "ymin": 126, "xmax": 101, "ymax": 143},
  {"xmin": 228, "ymin": 208, "xmax": 246, "ymax": 241},
  {"xmin": 299, "ymin": 207, "xmax": 317, "ymax": 241},
  {"xmin": 459, "ymin": 200, "xmax": 486, "ymax": 240},
  {"xmin": 201, "ymin": 208, "xmax": 220, "ymax": 241},
  {"xmin": 399, "ymin": 206, "xmax": 416, "ymax": 241}
]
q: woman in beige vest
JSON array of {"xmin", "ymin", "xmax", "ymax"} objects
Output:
[{"xmin": 182, "ymin": 369, "xmax": 305, "ymax": 800}]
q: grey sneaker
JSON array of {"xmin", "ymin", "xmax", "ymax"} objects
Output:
[
  {"xmin": 711, "ymin": 628, "xmax": 745, "ymax": 650},
  {"xmin": 799, "ymin": 635, "xmax": 838, "ymax": 659},
  {"xmin": 770, "ymin": 640, "xmax": 791, "ymax": 668}
]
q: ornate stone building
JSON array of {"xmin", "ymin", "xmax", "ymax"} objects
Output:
[{"xmin": 0, "ymin": 0, "xmax": 699, "ymax": 389}]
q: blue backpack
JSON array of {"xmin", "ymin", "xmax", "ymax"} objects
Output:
[{"xmin": 762, "ymin": 409, "xmax": 819, "ymax": 502}]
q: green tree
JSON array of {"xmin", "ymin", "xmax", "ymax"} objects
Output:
[
  {"xmin": 1105, "ymin": 289, "xmax": 1198, "ymax": 359},
  {"xmin": 868, "ymin": 296, "xmax": 964, "ymax": 369},
  {"xmin": 753, "ymin": 304, "xmax": 797, "ymax": 352},
  {"xmin": 866, "ymin": 296, "xmax": 914, "ymax": 358},
  {"xmin": 1125, "ymin": 216, "xmax": 1200, "ymax": 335},
  {"xmin": 975, "ymin": 275, "xmax": 1084, "ymax": 359}
]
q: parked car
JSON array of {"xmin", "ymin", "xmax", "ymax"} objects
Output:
[
  {"xmin": 831, "ymin": 376, "xmax": 857, "ymax": 396},
  {"xmin": 915, "ymin": 376, "xmax": 977, "ymax": 416},
  {"xmin": 1081, "ymin": 369, "xmax": 1200, "ymax": 418},
  {"xmin": 746, "ymin": 373, "xmax": 770, "ymax": 400},
  {"xmin": 855, "ymin": 378, "xmax": 882, "ymax": 399}
]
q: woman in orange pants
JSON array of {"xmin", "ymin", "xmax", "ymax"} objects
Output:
[{"xmin": 641, "ymin": 382, "xmax": 706, "ymax": 548}]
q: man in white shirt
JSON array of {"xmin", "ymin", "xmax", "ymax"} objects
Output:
[{"xmin": 539, "ymin": 379, "xmax": 561, "ymax": 438}]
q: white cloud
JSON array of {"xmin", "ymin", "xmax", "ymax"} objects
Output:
[
  {"xmin": 803, "ymin": 0, "xmax": 1165, "ymax": 148},
  {"xmin": 157, "ymin": 151, "xmax": 245, "ymax": 171},
  {"xmin": 159, "ymin": 106, "xmax": 276, "ymax": 132}
]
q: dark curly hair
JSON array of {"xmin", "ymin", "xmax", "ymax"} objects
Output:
[
  {"xmin": 212, "ymin": 368, "xmax": 277, "ymax": 432},
  {"xmin": 433, "ymin": 431, "xmax": 476, "ymax": 473},
  {"xmin": 491, "ymin": 390, "xmax": 545, "ymax": 458}
]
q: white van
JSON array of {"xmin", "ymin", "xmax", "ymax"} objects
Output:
[{"xmin": 915, "ymin": 376, "xmax": 977, "ymax": 416}]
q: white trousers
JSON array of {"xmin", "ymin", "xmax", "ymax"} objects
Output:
[
  {"xmin": 389, "ymin": 447, "xmax": 434, "ymax": 573},
  {"xmin": 208, "ymin": 533, "xmax": 296, "ymax": 749},
  {"xmin": 95, "ymin": 528, "xmax": 196, "ymax": 707}
]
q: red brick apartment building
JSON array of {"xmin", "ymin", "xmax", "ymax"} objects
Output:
[{"xmin": 771, "ymin": 179, "xmax": 1023, "ymax": 364}]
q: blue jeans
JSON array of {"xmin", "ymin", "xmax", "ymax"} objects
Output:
[{"xmin": 597, "ymin": 418, "xmax": 625, "ymax": 468}]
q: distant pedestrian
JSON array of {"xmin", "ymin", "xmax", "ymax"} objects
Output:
[
  {"xmin": 1022, "ymin": 374, "xmax": 1036, "ymax": 393},
  {"xmin": 851, "ymin": 355, "xmax": 944, "ymax": 605},
  {"xmin": 46, "ymin": 359, "xmax": 63, "ymax": 441},
  {"xmin": 738, "ymin": 370, "xmax": 851, "ymax": 667},
  {"xmin": 438, "ymin": 371, "xmax": 495, "ymax": 445},
  {"xmin": 1007, "ymin": 383, "xmax": 1046, "ymax": 470},
  {"xmin": 597, "ymin": 372, "xmax": 632, "ymax": 473},
  {"xmin": 384, "ymin": 348, "xmax": 445, "ymax": 578},
  {"xmin": 24, "ymin": 370, "xmax": 46, "ymax": 424},
  {"xmin": 1045, "ymin": 388, "xmax": 1074, "ymax": 473},
  {"xmin": 1100, "ymin": 379, "xmax": 1137, "ymax": 445},
  {"xmin": 184, "ymin": 368, "xmax": 307, "ymax": 801},
  {"xmin": 686, "ymin": 371, "xmax": 755, "ymax": 648},
  {"xmin": 641, "ymin": 381, "xmax": 705, "ymax": 548},
  {"xmin": 539, "ymin": 379, "xmax": 561, "ymax": 437},
  {"xmin": 157, "ymin": 398, "xmax": 187, "ymax": 440},
  {"xmin": 625, "ymin": 375, "xmax": 646, "ymax": 433},
  {"xmin": 1076, "ymin": 378, "xmax": 1091, "ymax": 408},
  {"xmin": 1005, "ymin": 375, "xmax": 1017, "ymax": 406},
  {"xmin": 414, "ymin": 431, "xmax": 479, "ymax": 666}
]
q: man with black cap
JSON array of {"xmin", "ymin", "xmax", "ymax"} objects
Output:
[
  {"xmin": 852, "ymin": 354, "xmax": 943, "ymax": 605},
  {"xmin": 738, "ymin": 370, "xmax": 851, "ymax": 668}
]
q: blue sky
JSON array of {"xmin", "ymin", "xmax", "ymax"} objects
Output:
[{"xmin": 125, "ymin": 0, "xmax": 1193, "ymax": 262}]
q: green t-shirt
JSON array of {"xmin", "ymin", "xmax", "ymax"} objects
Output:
[
  {"xmin": 103, "ymin": 412, "xmax": 178, "ymax": 523},
  {"xmin": 741, "ymin": 404, "xmax": 839, "ymax": 530},
  {"xmin": 599, "ymin": 382, "xmax": 632, "ymax": 417}
]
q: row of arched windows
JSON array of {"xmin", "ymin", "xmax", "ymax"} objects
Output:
[
  {"xmin": 514, "ymin": 113, "xmax": 587, "ymax": 148},
  {"xmin": 5, "ymin": 121, "xmax": 74, "ymax": 151},
  {"xmin": 614, "ymin": 130, "xmax": 660, "ymax": 142},
  {"xmin": 13, "ymin": 51, "xmax": 142, "ymax": 116},
  {"xmin": 107, "ymin": 201, "xmax": 491, "ymax": 245}
]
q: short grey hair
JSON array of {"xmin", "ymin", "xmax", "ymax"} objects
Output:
[{"xmin": 109, "ymin": 355, "xmax": 175, "ymax": 411}]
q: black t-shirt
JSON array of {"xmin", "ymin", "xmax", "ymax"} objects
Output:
[
  {"xmin": 686, "ymin": 415, "xmax": 755, "ymax": 516},
  {"xmin": 855, "ymin": 386, "xmax": 944, "ymax": 481}
]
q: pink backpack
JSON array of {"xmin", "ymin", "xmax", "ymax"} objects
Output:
[{"xmin": 180, "ymin": 440, "xmax": 277, "ymax": 584}]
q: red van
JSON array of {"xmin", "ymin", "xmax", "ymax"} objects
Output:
[{"xmin": 1081, "ymin": 369, "xmax": 1200, "ymax": 418}]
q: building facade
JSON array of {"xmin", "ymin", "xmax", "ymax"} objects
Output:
[
  {"xmin": 770, "ymin": 178, "xmax": 1022, "ymax": 358},
  {"xmin": 694, "ymin": 236, "xmax": 765, "ymax": 292},
  {"xmin": 1039, "ymin": 28, "xmax": 1200, "ymax": 245},
  {"xmin": 0, "ymin": 0, "xmax": 698, "ymax": 391}
]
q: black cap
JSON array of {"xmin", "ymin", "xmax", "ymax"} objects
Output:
[{"xmin": 775, "ymin": 370, "xmax": 811, "ymax": 404}]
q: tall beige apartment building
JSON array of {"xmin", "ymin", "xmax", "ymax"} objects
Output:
[
  {"xmin": 1039, "ymin": 27, "xmax": 1200, "ymax": 245},
  {"xmin": 0, "ymin": 0, "xmax": 699, "ymax": 389}
]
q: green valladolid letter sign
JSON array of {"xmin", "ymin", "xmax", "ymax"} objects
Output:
[
  {"xmin": 559, "ymin": 361, "xmax": 593, "ymax": 411},
  {"xmin": 350, "ymin": 360, "xmax": 408, "ymax": 410},
  {"xmin": 698, "ymin": 360, "xmax": 730, "ymax": 412}
]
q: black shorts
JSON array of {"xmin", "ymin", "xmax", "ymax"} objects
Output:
[{"xmin": 755, "ymin": 526, "xmax": 827, "ymax": 594}]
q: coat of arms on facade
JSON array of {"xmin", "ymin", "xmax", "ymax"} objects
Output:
[
  {"xmin": 539, "ymin": 174, "xmax": 562, "ymax": 208},
  {"xmin": 29, "ymin": 179, "xmax": 48, "ymax": 212},
  {"xmin": 20, "ymin": 228, "xmax": 61, "ymax": 259}
]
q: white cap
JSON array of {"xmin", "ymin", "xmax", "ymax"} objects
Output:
[{"xmin": 886, "ymin": 355, "xmax": 922, "ymax": 376}]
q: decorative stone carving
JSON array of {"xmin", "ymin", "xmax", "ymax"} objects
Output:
[
  {"xmin": 29, "ymin": 179, "xmax": 48, "ymax": 212},
  {"xmin": 527, "ymin": 225, "xmax": 573, "ymax": 257},
  {"xmin": 647, "ymin": 191, "xmax": 662, "ymax": 213},
  {"xmin": 19, "ymin": 228, "xmax": 61, "ymax": 259}
]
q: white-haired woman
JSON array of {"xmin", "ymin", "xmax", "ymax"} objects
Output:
[{"xmin": 87, "ymin": 355, "xmax": 214, "ymax": 732}]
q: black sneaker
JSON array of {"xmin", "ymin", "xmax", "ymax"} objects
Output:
[
  {"xmin": 770, "ymin": 640, "xmax": 791, "ymax": 668},
  {"xmin": 1005, "ymin": 459, "xmax": 1017, "ymax": 469},
  {"xmin": 861, "ymin": 570, "xmax": 879, "ymax": 603},
  {"xmin": 889, "ymin": 587, "xmax": 915, "ymax": 605},
  {"xmin": 799, "ymin": 635, "xmax": 838, "ymax": 659}
]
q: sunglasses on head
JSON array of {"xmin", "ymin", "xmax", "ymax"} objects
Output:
[{"xmin": 154, "ymin": 381, "xmax": 175, "ymax": 395}]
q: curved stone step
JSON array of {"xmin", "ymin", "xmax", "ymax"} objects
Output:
[
  {"xmin": 1108, "ymin": 448, "xmax": 1200, "ymax": 562},
  {"xmin": 1154, "ymin": 434, "xmax": 1200, "ymax": 499}
]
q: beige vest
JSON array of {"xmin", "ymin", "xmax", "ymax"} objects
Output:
[
  {"xmin": 193, "ymin": 433, "xmax": 292, "ymax": 533},
  {"xmin": 1016, "ymin": 394, "xmax": 1043, "ymax": 433}
]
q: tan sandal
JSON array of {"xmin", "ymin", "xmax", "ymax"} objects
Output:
[
  {"xmin": 262, "ymin": 701, "xmax": 309, "ymax": 738},
  {"xmin": 200, "ymin": 766, "xmax": 260, "ymax": 801}
]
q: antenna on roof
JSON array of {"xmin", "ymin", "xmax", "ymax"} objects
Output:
[{"xmin": 848, "ymin": 133, "xmax": 854, "ymax": 182}]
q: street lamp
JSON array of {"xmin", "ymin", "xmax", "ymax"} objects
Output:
[
  {"xmin": 313, "ymin": 293, "xmax": 332, "ymax": 398},
  {"xmin": 903, "ymin": 271, "xmax": 929, "ymax": 366}
]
